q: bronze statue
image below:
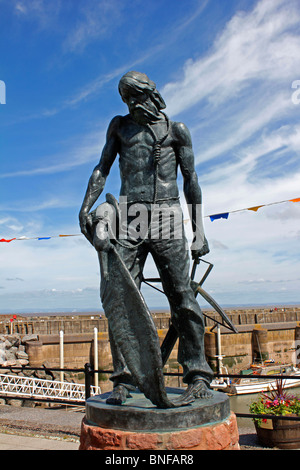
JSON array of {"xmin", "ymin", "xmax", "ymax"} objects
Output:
[{"xmin": 79, "ymin": 71, "xmax": 214, "ymax": 408}]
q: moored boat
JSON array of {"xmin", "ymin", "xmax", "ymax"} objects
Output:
[{"xmin": 214, "ymin": 362, "xmax": 300, "ymax": 395}]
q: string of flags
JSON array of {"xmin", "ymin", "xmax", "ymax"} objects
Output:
[
  {"xmin": 205, "ymin": 197, "xmax": 300, "ymax": 222},
  {"xmin": 0, "ymin": 197, "xmax": 299, "ymax": 242},
  {"xmin": 0, "ymin": 234, "xmax": 81, "ymax": 243}
]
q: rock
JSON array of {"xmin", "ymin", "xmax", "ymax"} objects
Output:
[
  {"xmin": 34, "ymin": 370, "xmax": 47, "ymax": 379},
  {"xmin": 16, "ymin": 350, "xmax": 28, "ymax": 360},
  {"xmin": 0, "ymin": 349, "xmax": 6, "ymax": 365},
  {"xmin": 3, "ymin": 360, "xmax": 17, "ymax": 367},
  {"xmin": 5, "ymin": 399, "xmax": 24, "ymax": 407},
  {"xmin": 23, "ymin": 400, "xmax": 35, "ymax": 408},
  {"xmin": 50, "ymin": 370, "xmax": 61, "ymax": 381},
  {"xmin": 20, "ymin": 368, "xmax": 33, "ymax": 377},
  {"xmin": 4, "ymin": 339, "xmax": 13, "ymax": 349},
  {"xmin": 42, "ymin": 362, "xmax": 59, "ymax": 380},
  {"xmin": 6, "ymin": 335, "xmax": 20, "ymax": 348},
  {"xmin": 21, "ymin": 334, "xmax": 38, "ymax": 343},
  {"xmin": 16, "ymin": 359, "xmax": 29, "ymax": 366},
  {"xmin": 6, "ymin": 348, "xmax": 17, "ymax": 362}
]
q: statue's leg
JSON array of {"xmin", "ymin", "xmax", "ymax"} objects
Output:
[{"xmin": 150, "ymin": 228, "xmax": 213, "ymax": 398}]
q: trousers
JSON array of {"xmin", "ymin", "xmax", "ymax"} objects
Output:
[{"xmin": 107, "ymin": 202, "xmax": 213, "ymax": 387}]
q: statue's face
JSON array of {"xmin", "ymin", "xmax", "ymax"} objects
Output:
[{"xmin": 120, "ymin": 85, "xmax": 160, "ymax": 124}]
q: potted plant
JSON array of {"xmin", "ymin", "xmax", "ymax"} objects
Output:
[{"xmin": 250, "ymin": 378, "xmax": 300, "ymax": 449}]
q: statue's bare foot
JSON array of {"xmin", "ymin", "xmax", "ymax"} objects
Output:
[
  {"xmin": 106, "ymin": 384, "xmax": 132, "ymax": 405},
  {"xmin": 190, "ymin": 378, "xmax": 214, "ymax": 399},
  {"xmin": 173, "ymin": 377, "xmax": 213, "ymax": 405}
]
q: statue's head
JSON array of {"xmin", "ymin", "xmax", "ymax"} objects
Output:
[{"xmin": 118, "ymin": 71, "xmax": 166, "ymax": 124}]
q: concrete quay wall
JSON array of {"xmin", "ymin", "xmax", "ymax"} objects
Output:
[
  {"xmin": 23, "ymin": 320, "xmax": 300, "ymax": 391},
  {"xmin": 205, "ymin": 322, "xmax": 300, "ymax": 373},
  {"xmin": 2, "ymin": 307, "xmax": 300, "ymax": 388},
  {"xmin": 1, "ymin": 306, "xmax": 300, "ymax": 336}
]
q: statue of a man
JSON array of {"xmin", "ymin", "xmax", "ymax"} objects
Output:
[{"xmin": 79, "ymin": 71, "xmax": 213, "ymax": 405}]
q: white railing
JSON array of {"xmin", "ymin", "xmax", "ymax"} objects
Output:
[{"xmin": 0, "ymin": 373, "xmax": 101, "ymax": 402}]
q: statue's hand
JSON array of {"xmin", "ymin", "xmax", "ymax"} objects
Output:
[
  {"xmin": 79, "ymin": 210, "xmax": 93, "ymax": 243},
  {"xmin": 191, "ymin": 237, "xmax": 210, "ymax": 261}
]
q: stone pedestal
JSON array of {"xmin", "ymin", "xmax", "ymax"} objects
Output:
[{"xmin": 79, "ymin": 388, "xmax": 240, "ymax": 450}]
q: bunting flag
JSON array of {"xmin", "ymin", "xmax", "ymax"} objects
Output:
[
  {"xmin": 247, "ymin": 205, "xmax": 264, "ymax": 212},
  {"xmin": 205, "ymin": 196, "xmax": 300, "ymax": 221},
  {"xmin": 1, "ymin": 196, "xmax": 300, "ymax": 241},
  {"xmin": 0, "ymin": 234, "xmax": 82, "ymax": 242},
  {"xmin": 209, "ymin": 213, "xmax": 229, "ymax": 222}
]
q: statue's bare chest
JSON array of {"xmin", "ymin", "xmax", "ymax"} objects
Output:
[{"xmin": 117, "ymin": 119, "xmax": 176, "ymax": 173}]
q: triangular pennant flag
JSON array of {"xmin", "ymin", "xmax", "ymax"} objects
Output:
[
  {"xmin": 59, "ymin": 234, "xmax": 79, "ymax": 237},
  {"xmin": 38, "ymin": 237, "xmax": 51, "ymax": 240},
  {"xmin": 0, "ymin": 238, "xmax": 16, "ymax": 242},
  {"xmin": 247, "ymin": 205, "xmax": 264, "ymax": 212},
  {"xmin": 209, "ymin": 213, "xmax": 229, "ymax": 222},
  {"xmin": 290, "ymin": 197, "xmax": 300, "ymax": 202}
]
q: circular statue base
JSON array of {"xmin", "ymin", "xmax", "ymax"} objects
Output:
[{"xmin": 79, "ymin": 388, "xmax": 240, "ymax": 450}]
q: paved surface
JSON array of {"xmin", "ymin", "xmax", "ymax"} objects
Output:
[
  {"xmin": 0, "ymin": 403, "xmax": 277, "ymax": 450},
  {"xmin": 0, "ymin": 404, "xmax": 82, "ymax": 450},
  {"xmin": 0, "ymin": 432, "xmax": 79, "ymax": 450}
]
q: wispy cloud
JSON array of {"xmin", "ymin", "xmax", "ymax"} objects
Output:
[
  {"xmin": 0, "ymin": 216, "xmax": 24, "ymax": 232},
  {"xmin": 0, "ymin": 128, "xmax": 105, "ymax": 179},
  {"xmin": 162, "ymin": 0, "xmax": 300, "ymax": 182},
  {"xmin": 0, "ymin": 197, "xmax": 76, "ymax": 213},
  {"xmin": 2, "ymin": 0, "xmax": 300, "ymax": 310},
  {"xmin": 159, "ymin": 0, "xmax": 300, "ymax": 216},
  {"xmin": 42, "ymin": 1, "xmax": 210, "ymax": 114},
  {"xmin": 163, "ymin": 0, "xmax": 300, "ymax": 116},
  {"xmin": 160, "ymin": 0, "xmax": 300, "ymax": 306},
  {"xmin": 62, "ymin": 0, "xmax": 125, "ymax": 54},
  {"xmin": 12, "ymin": 0, "xmax": 61, "ymax": 28},
  {"xmin": 3, "ymin": 0, "xmax": 211, "ymax": 126}
]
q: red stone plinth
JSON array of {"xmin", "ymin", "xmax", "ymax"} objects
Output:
[{"xmin": 79, "ymin": 412, "xmax": 240, "ymax": 450}]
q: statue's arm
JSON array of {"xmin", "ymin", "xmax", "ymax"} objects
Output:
[
  {"xmin": 174, "ymin": 122, "xmax": 209, "ymax": 259},
  {"xmin": 79, "ymin": 116, "xmax": 120, "ymax": 243}
]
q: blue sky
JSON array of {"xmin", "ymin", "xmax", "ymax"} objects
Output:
[{"xmin": 1, "ymin": 0, "xmax": 300, "ymax": 313}]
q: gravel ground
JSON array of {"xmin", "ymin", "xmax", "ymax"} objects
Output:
[{"xmin": 0, "ymin": 403, "xmax": 277, "ymax": 449}]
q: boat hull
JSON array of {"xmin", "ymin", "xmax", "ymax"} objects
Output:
[{"xmin": 222, "ymin": 374, "xmax": 300, "ymax": 395}]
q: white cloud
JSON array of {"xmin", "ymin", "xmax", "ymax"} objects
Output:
[
  {"xmin": 162, "ymin": 0, "xmax": 300, "ymax": 117},
  {"xmin": 157, "ymin": 2, "xmax": 300, "ymax": 290},
  {"xmin": 12, "ymin": 0, "xmax": 61, "ymax": 27},
  {"xmin": 2, "ymin": 0, "xmax": 300, "ymax": 310},
  {"xmin": 62, "ymin": 0, "xmax": 125, "ymax": 53},
  {"xmin": 14, "ymin": 2, "xmax": 27, "ymax": 14},
  {"xmin": 41, "ymin": 1, "xmax": 210, "ymax": 113},
  {"xmin": 0, "ymin": 127, "xmax": 105, "ymax": 179},
  {"xmin": 194, "ymin": 92, "xmax": 292, "ymax": 166}
]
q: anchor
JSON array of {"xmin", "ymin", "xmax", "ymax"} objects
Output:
[{"xmin": 143, "ymin": 257, "xmax": 238, "ymax": 367}]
